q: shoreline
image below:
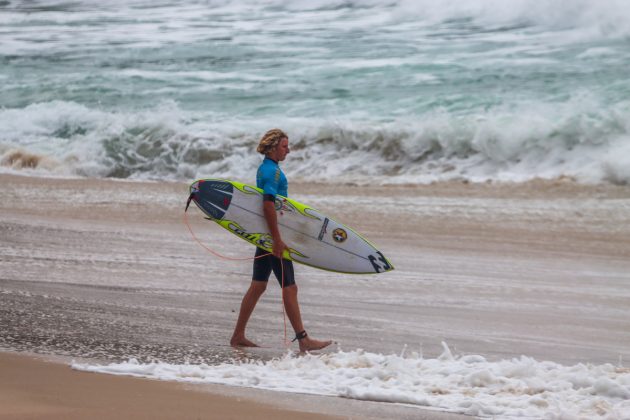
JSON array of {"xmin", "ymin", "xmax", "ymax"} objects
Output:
[
  {"xmin": 3, "ymin": 168, "xmax": 630, "ymax": 194},
  {"xmin": 0, "ymin": 350, "xmax": 470, "ymax": 420},
  {"xmin": 0, "ymin": 350, "xmax": 341, "ymax": 420}
]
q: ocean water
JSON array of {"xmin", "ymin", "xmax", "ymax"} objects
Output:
[
  {"xmin": 1, "ymin": 0, "xmax": 630, "ymax": 184},
  {"xmin": 73, "ymin": 344, "xmax": 630, "ymax": 418}
]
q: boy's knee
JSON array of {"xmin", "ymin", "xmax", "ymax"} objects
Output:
[
  {"xmin": 250, "ymin": 281, "xmax": 268, "ymax": 294},
  {"xmin": 282, "ymin": 284, "xmax": 298, "ymax": 294}
]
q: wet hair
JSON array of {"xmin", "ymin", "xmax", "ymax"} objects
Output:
[{"xmin": 256, "ymin": 128, "xmax": 288, "ymax": 155}]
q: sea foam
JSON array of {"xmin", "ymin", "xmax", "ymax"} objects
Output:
[
  {"xmin": 72, "ymin": 343, "xmax": 630, "ymax": 418},
  {"xmin": 2, "ymin": 98, "xmax": 629, "ymax": 185}
]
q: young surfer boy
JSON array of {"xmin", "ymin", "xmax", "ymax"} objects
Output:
[{"xmin": 230, "ymin": 129, "xmax": 332, "ymax": 352}]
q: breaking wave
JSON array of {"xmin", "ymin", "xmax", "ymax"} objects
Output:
[{"xmin": 2, "ymin": 100, "xmax": 630, "ymax": 185}]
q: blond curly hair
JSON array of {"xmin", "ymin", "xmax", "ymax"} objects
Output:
[{"xmin": 256, "ymin": 128, "xmax": 288, "ymax": 155}]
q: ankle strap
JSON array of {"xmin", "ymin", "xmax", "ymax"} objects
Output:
[{"xmin": 291, "ymin": 330, "xmax": 307, "ymax": 342}]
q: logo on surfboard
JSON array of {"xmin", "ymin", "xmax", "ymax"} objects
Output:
[
  {"xmin": 275, "ymin": 197, "xmax": 295, "ymax": 214},
  {"xmin": 332, "ymin": 228, "xmax": 347, "ymax": 243}
]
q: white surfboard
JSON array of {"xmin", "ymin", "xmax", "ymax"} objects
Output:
[{"xmin": 188, "ymin": 179, "xmax": 394, "ymax": 274}]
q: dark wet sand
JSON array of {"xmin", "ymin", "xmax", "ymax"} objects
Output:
[{"xmin": 1, "ymin": 173, "xmax": 630, "ymax": 418}]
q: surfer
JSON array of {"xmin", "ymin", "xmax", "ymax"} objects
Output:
[{"xmin": 230, "ymin": 129, "xmax": 332, "ymax": 352}]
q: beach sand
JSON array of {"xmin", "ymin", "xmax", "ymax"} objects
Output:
[
  {"xmin": 1, "ymin": 173, "xmax": 630, "ymax": 418},
  {"xmin": 0, "ymin": 350, "xmax": 341, "ymax": 420}
]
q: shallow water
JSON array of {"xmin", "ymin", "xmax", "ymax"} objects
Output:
[{"xmin": 73, "ymin": 345, "xmax": 630, "ymax": 418}]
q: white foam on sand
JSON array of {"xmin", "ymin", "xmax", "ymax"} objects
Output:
[{"xmin": 72, "ymin": 343, "xmax": 630, "ymax": 418}]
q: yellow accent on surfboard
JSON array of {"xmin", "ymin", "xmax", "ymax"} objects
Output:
[{"xmin": 215, "ymin": 219, "xmax": 308, "ymax": 261}]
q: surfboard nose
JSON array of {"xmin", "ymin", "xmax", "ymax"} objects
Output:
[{"xmin": 367, "ymin": 250, "xmax": 394, "ymax": 273}]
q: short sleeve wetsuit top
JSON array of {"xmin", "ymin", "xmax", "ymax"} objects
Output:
[
  {"xmin": 257, "ymin": 157, "xmax": 288, "ymax": 199},
  {"xmin": 252, "ymin": 157, "xmax": 295, "ymax": 287}
]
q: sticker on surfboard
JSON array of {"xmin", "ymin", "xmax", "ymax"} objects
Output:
[{"xmin": 332, "ymin": 228, "xmax": 347, "ymax": 243}]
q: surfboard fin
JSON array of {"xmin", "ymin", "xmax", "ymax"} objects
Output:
[{"xmin": 185, "ymin": 193, "xmax": 195, "ymax": 212}]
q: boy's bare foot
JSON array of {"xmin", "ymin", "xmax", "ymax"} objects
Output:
[
  {"xmin": 298, "ymin": 336, "xmax": 332, "ymax": 352},
  {"xmin": 230, "ymin": 335, "xmax": 259, "ymax": 347}
]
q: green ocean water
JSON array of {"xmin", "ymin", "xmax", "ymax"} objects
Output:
[{"xmin": 1, "ymin": 0, "xmax": 630, "ymax": 184}]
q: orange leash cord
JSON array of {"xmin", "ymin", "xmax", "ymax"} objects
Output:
[{"xmin": 183, "ymin": 210, "xmax": 289, "ymax": 346}]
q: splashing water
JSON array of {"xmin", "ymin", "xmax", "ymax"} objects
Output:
[{"xmin": 72, "ymin": 342, "xmax": 630, "ymax": 418}]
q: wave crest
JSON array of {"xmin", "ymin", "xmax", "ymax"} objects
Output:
[{"xmin": 1, "ymin": 99, "xmax": 629, "ymax": 185}]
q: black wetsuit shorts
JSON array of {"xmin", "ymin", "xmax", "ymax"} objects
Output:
[{"xmin": 252, "ymin": 247, "xmax": 295, "ymax": 288}]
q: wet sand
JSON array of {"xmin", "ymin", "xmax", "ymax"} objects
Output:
[
  {"xmin": 0, "ymin": 351, "xmax": 341, "ymax": 420},
  {"xmin": 1, "ymin": 173, "xmax": 630, "ymax": 418}
]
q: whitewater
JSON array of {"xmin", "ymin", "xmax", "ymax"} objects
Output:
[
  {"xmin": 1, "ymin": 0, "xmax": 630, "ymax": 184},
  {"xmin": 73, "ymin": 343, "xmax": 630, "ymax": 419}
]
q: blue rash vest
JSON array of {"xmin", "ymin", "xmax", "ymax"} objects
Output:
[{"xmin": 256, "ymin": 157, "xmax": 288, "ymax": 198}]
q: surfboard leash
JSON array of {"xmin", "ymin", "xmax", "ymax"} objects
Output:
[{"xmin": 184, "ymin": 201, "xmax": 290, "ymax": 347}]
